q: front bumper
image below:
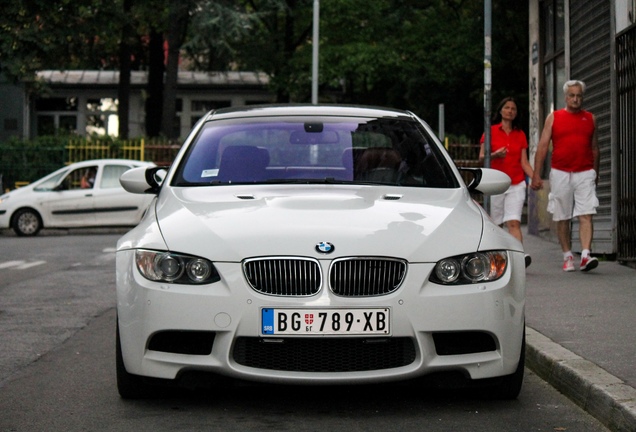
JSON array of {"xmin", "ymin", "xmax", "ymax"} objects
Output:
[{"xmin": 116, "ymin": 250, "xmax": 525, "ymax": 385}]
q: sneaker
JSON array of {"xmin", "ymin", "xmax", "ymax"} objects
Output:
[
  {"xmin": 580, "ymin": 256, "xmax": 598, "ymax": 272},
  {"xmin": 524, "ymin": 254, "xmax": 532, "ymax": 268},
  {"xmin": 563, "ymin": 256, "xmax": 575, "ymax": 272}
]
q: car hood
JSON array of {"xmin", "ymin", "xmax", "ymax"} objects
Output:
[
  {"xmin": 0, "ymin": 184, "xmax": 34, "ymax": 201},
  {"xmin": 144, "ymin": 185, "xmax": 515, "ymax": 263}
]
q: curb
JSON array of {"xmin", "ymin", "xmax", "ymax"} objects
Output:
[{"xmin": 526, "ymin": 327, "xmax": 636, "ymax": 431}]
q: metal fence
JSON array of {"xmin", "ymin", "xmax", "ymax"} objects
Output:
[
  {"xmin": 0, "ymin": 146, "xmax": 66, "ymax": 192},
  {"xmin": 445, "ymin": 141, "xmax": 481, "ymax": 168},
  {"xmin": 617, "ymin": 25, "xmax": 636, "ymax": 263},
  {"xmin": 2, "ymin": 138, "xmax": 480, "ymax": 192},
  {"xmin": 65, "ymin": 138, "xmax": 182, "ymax": 165},
  {"xmin": 1, "ymin": 138, "xmax": 182, "ymax": 192}
]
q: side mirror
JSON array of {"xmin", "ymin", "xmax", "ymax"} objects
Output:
[
  {"xmin": 144, "ymin": 166, "xmax": 168, "ymax": 194},
  {"xmin": 120, "ymin": 166, "xmax": 169, "ymax": 194},
  {"xmin": 459, "ymin": 167, "xmax": 511, "ymax": 195}
]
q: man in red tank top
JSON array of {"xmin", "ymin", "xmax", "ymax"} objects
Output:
[{"xmin": 530, "ymin": 80, "xmax": 600, "ymax": 272}]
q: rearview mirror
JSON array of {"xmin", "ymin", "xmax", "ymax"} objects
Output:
[{"xmin": 290, "ymin": 130, "xmax": 340, "ymax": 144}]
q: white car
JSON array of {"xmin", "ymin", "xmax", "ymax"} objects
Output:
[
  {"xmin": 116, "ymin": 105, "xmax": 525, "ymax": 399},
  {"xmin": 0, "ymin": 159, "xmax": 155, "ymax": 236}
]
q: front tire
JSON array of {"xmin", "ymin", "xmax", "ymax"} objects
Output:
[
  {"xmin": 12, "ymin": 208, "xmax": 42, "ymax": 236},
  {"xmin": 116, "ymin": 321, "xmax": 154, "ymax": 399},
  {"xmin": 487, "ymin": 330, "xmax": 526, "ymax": 400}
]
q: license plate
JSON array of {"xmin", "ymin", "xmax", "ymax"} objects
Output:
[{"xmin": 261, "ymin": 308, "xmax": 390, "ymax": 336}]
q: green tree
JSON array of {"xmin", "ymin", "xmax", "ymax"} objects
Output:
[
  {"xmin": 1, "ymin": 0, "xmax": 528, "ymax": 141},
  {"xmin": 184, "ymin": 1, "xmax": 254, "ymax": 71},
  {"xmin": 118, "ymin": 0, "xmax": 134, "ymax": 139},
  {"xmin": 187, "ymin": 0, "xmax": 528, "ymax": 139},
  {"xmin": 316, "ymin": 0, "xmax": 528, "ymax": 139},
  {"xmin": 234, "ymin": 0, "xmax": 315, "ymax": 103},
  {"xmin": 0, "ymin": 0, "xmax": 122, "ymax": 88},
  {"xmin": 161, "ymin": 1, "xmax": 194, "ymax": 138}
]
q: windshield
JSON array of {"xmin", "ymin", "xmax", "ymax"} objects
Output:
[
  {"xmin": 33, "ymin": 170, "xmax": 69, "ymax": 192},
  {"xmin": 172, "ymin": 115, "xmax": 459, "ymax": 188}
]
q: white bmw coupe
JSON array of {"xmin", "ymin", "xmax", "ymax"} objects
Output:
[{"xmin": 116, "ymin": 105, "xmax": 525, "ymax": 399}]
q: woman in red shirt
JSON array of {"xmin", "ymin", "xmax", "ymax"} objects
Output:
[{"xmin": 480, "ymin": 97, "xmax": 534, "ymax": 267}]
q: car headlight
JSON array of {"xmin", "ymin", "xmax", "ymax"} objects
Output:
[
  {"xmin": 430, "ymin": 251, "xmax": 508, "ymax": 285},
  {"xmin": 135, "ymin": 250, "xmax": 220, "ymax": 284}
]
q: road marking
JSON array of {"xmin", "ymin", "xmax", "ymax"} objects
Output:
[
  {"xmin": 16, "ymin": 261, "xmax": 47, "ymax": 270},
  {"xmin": 0, "ymin": 260, "xmax": 47, "ymax": 270},
  {"xmin": 1, "ymin": 251, "xmax": 114, "ymax": 271},
  {"xmin": 0, "ymin": 261, "xmax": 25, "ymax": 269}
]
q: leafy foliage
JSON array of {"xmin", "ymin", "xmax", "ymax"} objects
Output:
[
  {"xmin": 0, "ymin": 136, "xmax": 68, "ymax": 190},
  {"xmin": 0, "ymin": 1, "xmax": 122, "ymax": 89},
  {"xmin": 0, "ymin": 0, "xmax": 528, "ymax": 140}
]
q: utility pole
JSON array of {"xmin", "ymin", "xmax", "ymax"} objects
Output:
[
  {"xmin": 483, "ymin": 0, "xmax": 492, "ymax": 211},
  {"xmin": 312, "ymin": 0, "xmax": 320, "ymax": 104}
]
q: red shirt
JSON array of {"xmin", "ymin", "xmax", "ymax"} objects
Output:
[
  {"xmin": 551, "ymin": 109, "xmax": 595, "ymax": 172},
  {"xmin": 480, "ymin": 124, "xmax": 528, "ymax": 185}
]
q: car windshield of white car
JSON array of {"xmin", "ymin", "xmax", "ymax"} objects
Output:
[
  {"xmin": 172, "ymin": 116, "xmax": 459, "ymax": 188},
  {"xmin": 33, "ymin": 171, "xmax": 69, "ymax": 192}
]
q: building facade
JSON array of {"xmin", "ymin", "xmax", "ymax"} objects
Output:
[
  {"xmin": 528, "ymin": 0, "xmax": 636, "ymax": 263},
  {"xmin": 0, "ymin": 70, "xmax": 274, "ymax": 142}
]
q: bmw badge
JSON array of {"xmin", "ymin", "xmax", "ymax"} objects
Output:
[{"xmin": 316, "ymin": 242, "xmax": 335, "ymax": 254}]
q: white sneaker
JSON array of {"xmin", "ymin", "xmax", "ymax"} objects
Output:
[{"xmin": 563, "ymin": 256, "xmax": 575, "ymax": 272}]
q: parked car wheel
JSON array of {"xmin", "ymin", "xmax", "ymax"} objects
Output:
[
  {"xmin": 486, "ymin": 330, "xmax": 526, "ymax": 400},
  {"xmin": 116, "ymin": 322, "xmax": 155, "ymax": 399},
  {"xmin": 12, "ymin": 208, "xmax": 42, "ymax": 236}
]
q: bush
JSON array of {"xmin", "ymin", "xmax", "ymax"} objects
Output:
[
  {"xmin": 0, "ymin": 135, "xmax": 182, "ymax": 191},
  {"xmin": 0, "ymin": 135, "xmax": 68, "ymax": 191}
]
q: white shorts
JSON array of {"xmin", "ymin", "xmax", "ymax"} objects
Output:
[
  {"xmin": 547, "ymin": 168, "xmax": 598, "ymax": 221},
  {"xmin": 490, "ymin": 181, "xmax": 527, "ymax": 225}
]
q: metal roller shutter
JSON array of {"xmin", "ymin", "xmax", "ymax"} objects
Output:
[{"xmin": 569, "ymin": 1, "xmax": 613, "ymax": 255}]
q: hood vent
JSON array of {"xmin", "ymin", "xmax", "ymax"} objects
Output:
[{"xmin": 383, "ymin": 194, "xmax": 403, "ymax": 200}]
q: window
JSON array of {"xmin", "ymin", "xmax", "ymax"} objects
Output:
[
  {"xmin": 86, "ymin": 98, "xmax": 118, "ymax": 136},
  {"xmin": 190, "ymin": 100, "xmax": 231, "ymax": 128},
  {"xmin": 37, "ymin": 115, "xmax": 57, "ymax": 135},
  {"xmin": 191, "ymin": 100, "xmax": 231, "ymax": 112},
  {"xmin": 61, "ymin": 166, "xmax": 97, "ymax": 190},
  {"xmin": 101, "ymin": 165, "xmax": 131, "ymax": 189},
  {"xmin": 35, "ymin": 97, "xmax": 78, "ymax": 135},
  {"xmin": 35, "ymin": 97, "xmax": 78, "ymax": 112},
  {"xmin": 173, "ymin": 116, "xmax": 458, "ymax": 189},
  {"xmin": 34, "ymin": 171, "xmax": 68, "ymax": 192}
]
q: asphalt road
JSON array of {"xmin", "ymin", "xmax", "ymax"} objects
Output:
[{"xmin": 0, "ymin": 229, "xmax": 609, "ymax": 431}]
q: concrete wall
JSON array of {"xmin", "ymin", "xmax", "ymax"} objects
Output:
[{"xmin": 0, "ymin": 75, "xmax": 29, "ymax": 142}]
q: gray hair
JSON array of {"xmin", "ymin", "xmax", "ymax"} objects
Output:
[{"xmin": 563, "ymin": 80, "xmax": 586, "ymax": 94}]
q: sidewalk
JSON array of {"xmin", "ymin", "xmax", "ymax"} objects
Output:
[{"xmin": 522, "ymin": 228, "xmax": 636, "ymax": 431}]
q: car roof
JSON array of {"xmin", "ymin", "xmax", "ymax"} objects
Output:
[
  {"xmin": 68, "ymin": 159, "xmax": 155, "ymax": 167},
  {"xmin": 204, "ymin": 104, "xmax": 416, "ymax": 122}
]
